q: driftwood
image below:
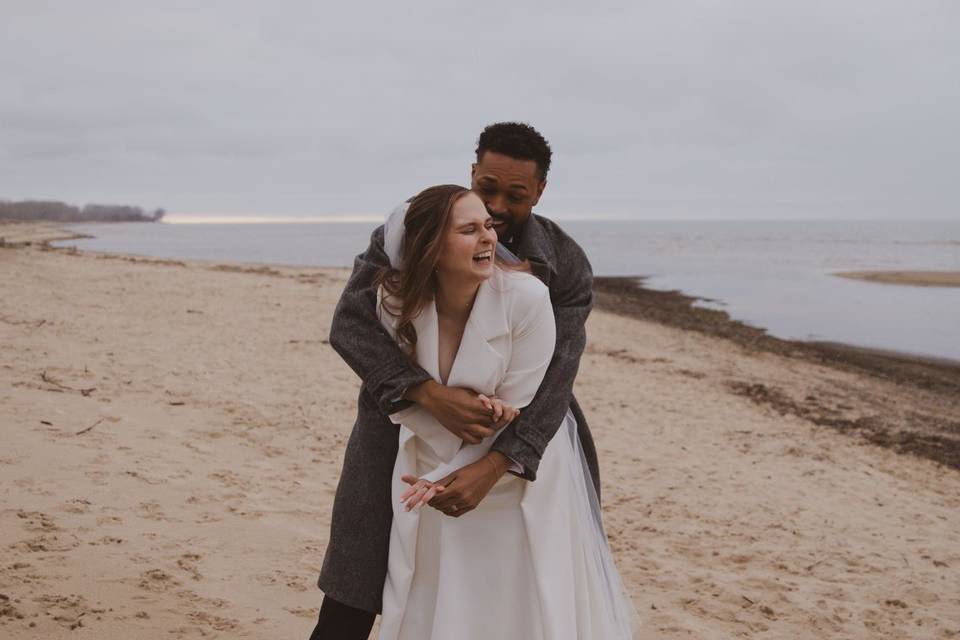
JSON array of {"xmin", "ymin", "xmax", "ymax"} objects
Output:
[
  {"xmin": 75, "ymin": 418, "xmax": 104, "ymax": 436},
  {"xmin": 41, "ymin": 370, "xmax": 72, "ymax": 391}
]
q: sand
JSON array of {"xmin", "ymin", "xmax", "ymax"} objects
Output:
[
  {"xmin": 834, "ymin": 270, "xmax": 960, "ymax": 288},
  {"xmin": 2, "ymin": 223, "xmax": 959, "ymax": 639}
]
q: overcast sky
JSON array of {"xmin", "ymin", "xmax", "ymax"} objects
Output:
[{"xmin": 1, "ymin": 1, "xmax": 957, "ymax": 219}]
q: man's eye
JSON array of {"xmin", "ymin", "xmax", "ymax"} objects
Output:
[{"xmin": 508, "ymin": 195, "xmax": 524, "ymax": 204}]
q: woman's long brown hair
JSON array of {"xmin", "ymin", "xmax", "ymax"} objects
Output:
[{"xmin": 378, "ymin": 184, "xmax": 471, "ymax": 352}]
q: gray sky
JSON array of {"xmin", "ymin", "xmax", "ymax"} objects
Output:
[{"xmin": 2, "ymin": 1, "xmax": 957, "ymax": 219}]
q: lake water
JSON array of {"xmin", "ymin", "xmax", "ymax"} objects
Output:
[{"xmin": 56, "ymin": 218, "xmax": 960, "ymax": 361}]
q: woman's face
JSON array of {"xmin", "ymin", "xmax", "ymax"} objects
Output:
[{"xmin": 436, "ymin": 192, "xmax": 497, "ymax": 283}]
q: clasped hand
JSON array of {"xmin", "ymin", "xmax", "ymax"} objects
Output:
[
  {"xmin": 399, "ymin": 392, "xmax": 518, "ymax": 517},
  {"xmin": 409, "ymin": 383, "xmax": 518, "ymax": 444}
]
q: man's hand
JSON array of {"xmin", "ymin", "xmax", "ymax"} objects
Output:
[
  {"xmin": 427, "ymin": 452, "xmax": 509, "ymax": 517},
  {"xmin": 406, "ymin": 381, "xmax": 496, "ymax": 444}
]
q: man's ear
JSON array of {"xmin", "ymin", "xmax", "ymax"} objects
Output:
[
  {"xmin": 531, "ymin": 179, "xmax": 547, "ymax": 206},
  {"xmin": 470, "ymin": 163, "xmax": 478, "ymax": 184}
]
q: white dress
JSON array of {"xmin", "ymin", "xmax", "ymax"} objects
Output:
[{"xmin": 377, "ymin": 268, "xmax": 637, "ymax": 640}]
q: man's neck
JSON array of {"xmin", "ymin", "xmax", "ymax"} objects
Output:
[{"xmin": 502, "ymin": 216, "xmax": 532, "ymax": 253}]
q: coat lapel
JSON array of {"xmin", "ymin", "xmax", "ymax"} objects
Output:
[
  {"xmin": 513, "ymin": 215, "xmax": 557, "ymax": 287},
  {"xmin": 441, "ymin": 271, "xmax": 510, "ymax": 395},
  {"xmin": 411, "ymin": 299, "xmax": 441, "ymax": 382}
]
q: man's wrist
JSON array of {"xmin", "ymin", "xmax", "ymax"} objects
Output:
[
  {"xmin": 484, "ymin": 451, "xmax": 510, "ymax": 478},
  {"xmin": 404, "ymin": 379, "xmax": 437, "ymax": 406}
]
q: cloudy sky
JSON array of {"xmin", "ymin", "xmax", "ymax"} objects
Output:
[{"xmin": 1, "ymin": 1, "xmax": 957, "ymax": 219}]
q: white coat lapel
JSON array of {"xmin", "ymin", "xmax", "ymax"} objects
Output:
[
  {"xmin": 411, "ymin": 298, "xmax": 441, "ymax": 382},
  {"xmin": 446, "ymin": 271, "xmax": 510, "ymax": 395}
]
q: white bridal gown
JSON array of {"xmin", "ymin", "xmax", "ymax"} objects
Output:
[{"xmin": 376, "ymin": 268, "xmax": 637, "ymax": 640}]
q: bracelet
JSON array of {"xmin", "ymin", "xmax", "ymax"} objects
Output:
[{"xmin": 483, "ymin": 454, "xmax": 503, "ymax": 477}]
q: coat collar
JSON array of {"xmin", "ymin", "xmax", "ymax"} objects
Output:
[
  {"xmin": 410, "ymin": 269, "xmax": 510, "ymax": 389},
  {"xmin": 512, "ymin": 214, "xmax": 557, "ymax": 286}
]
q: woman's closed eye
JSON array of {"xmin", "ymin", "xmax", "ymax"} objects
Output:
[{"xmin": 460, "ymin": 221, "xmax": 494, "ymax": 234}]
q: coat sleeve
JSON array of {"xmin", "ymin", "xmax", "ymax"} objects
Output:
[
  {"xmin": 490, "ymin": 241, "xmax": 593, "ymax": 482},
  {"xmin": 419, "ymin": 282, "xmax": 555, "ymax": 484},
  {"xmin": 329, "ymin": 226, "xmax": 434, "ymax": 416}
]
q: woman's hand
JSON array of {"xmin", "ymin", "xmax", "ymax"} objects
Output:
[
  {"xmin": 476, "ymin": 394, "xmax": 519, "ymax": 430},
  {"xmin": 399, "ymin": 475, "xmax": 445, "ymax": 512},
  {"xmin": 427, "ymin": 452, "xmax": 508, "ymax": 517}
]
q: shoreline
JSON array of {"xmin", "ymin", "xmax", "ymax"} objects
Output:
[
  {"xmin": 834, "ymin": 270, "xmax": 960, "ymax": 288},
  {"xmin": 10, "ymin": 220, "xmax": 958, "ymax": 389},
  {"xmin": 594, "ymin": 276, "xmax": 960, "ymax": 381},
  {"xmin": 8, "ymin": 220, "xmax": 956, "ymax": 378}
]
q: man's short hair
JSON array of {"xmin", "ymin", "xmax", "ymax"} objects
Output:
[{"xmin": 475, "ymin": 122, "xmax": 552, "ymax": 180}]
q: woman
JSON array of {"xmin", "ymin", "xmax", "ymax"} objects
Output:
[{"xmin": 374, "ymin": 184, "xmax": 636, "ymax": 639}]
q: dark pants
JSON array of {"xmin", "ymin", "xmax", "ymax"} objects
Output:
[{"xmin": 308, "ymin": 595, "xmax": 376, "ymax": 640}]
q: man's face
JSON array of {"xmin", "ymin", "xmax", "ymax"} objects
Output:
[{"xmin": 470, "ymin": 151, "xmax": 546, "ymax": 243}]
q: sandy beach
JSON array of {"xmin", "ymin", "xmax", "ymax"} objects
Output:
[
  {"xmin": 834, "ymin": 270, "xmax": 960, "ymax": 288},
  {"xmin": 2, "ymin": 222, "xmax": 959, "ymax": 639}
]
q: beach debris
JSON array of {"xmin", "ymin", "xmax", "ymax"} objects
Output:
[
  {"xmin": 75, "ymin": 418, "xmax": 104, "ymax": 436},
  {"xmin": 728, "ymin": 380, "xmax": 960, "ymax": 471},
  {"xmin": 0, "ymin": 593, "xmax": 25, "ymax": 620},
  {"xmin": 40, "ymin": 420, "xmax": 52, "ymax": 426},
  {"xmin": 39, "ymin": 369, "xmax": 93, "ymax": 396},
  {"xmin": 0, "ymin": 314, "xmax": 46, "ymax": 328},
  {"xmin": 168, "ymin": 401, "xmax": 186, "ymax": 406}
]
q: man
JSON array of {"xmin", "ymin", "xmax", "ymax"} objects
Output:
[{"xmin": 310, "ymin": 122, "xmax": 599, "ymax": 639}]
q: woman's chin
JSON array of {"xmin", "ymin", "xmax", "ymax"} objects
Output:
[{"xmin": 472, "ymin": 262, "xmax": 495, "ymax": 279}]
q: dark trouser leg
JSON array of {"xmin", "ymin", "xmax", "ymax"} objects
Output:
[{"xmin": 308, "ymin": 595, "xmax": 376, "ymax": 640}]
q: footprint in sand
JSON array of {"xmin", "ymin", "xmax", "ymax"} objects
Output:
[
  {"xmin": 208, "ymin": 469, "xmax": 253, "ymax": 492},
  {"xmin": 253, "ymin": 570, "xmax": 309, "ymax": 592},
  {"xmin": 11, "ymin": 534, "xmax": 79, "ymax": 553},
  {"xmin": 34, "ymin": 593, "xmax": 106, "ymax": 631},
  {"xmin": 60, "ymin": 498, "xmax": 92, "ymax": 514},
  {"xmin": 185, "ymin": 610, "xmax": 240, "ymax": 632},
  {"xmin": 138, "ymin": 569, "xmax": 181, "ymax": 592},
  {"xmin": 176, "ymin": 553, "xmax": 203, "ymax": 581},
  {"xmin": 135, "ymin": 501, "xmax": 167, "ymax": 521},
  {"xmin": 1, "ymin": 593, "xmax": 26, "ymax": 621},
  {"xmin": 16, "ymin": 510, "xmax": 58, "ymax": 532}
]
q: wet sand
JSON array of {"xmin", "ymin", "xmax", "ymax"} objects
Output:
[
  {"xmin": 833, "ymin": 270, "xmax": 960, "ymax": 288},
  {"xmin": 2, "ymin": 223, "xmax": 959, "ymax": 639}
]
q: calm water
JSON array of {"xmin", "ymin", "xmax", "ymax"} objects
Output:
[{"xmin": 57, "ymin": 219, "xmax": 960, "ymax": 361}]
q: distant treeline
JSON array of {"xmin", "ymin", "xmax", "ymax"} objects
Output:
[{"xmin": 0, "ymin": 199, "xmax": 165, "ymax": 223}]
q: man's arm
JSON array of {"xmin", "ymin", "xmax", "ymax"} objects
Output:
[
  {"xmin": 490, "ymin": 238, "xmax": 593, "ymax": 481},
  {"xmin": 328, "ymin": 226, "xmax": 433, "ymax": 415}
]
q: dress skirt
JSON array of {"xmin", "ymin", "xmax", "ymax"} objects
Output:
[{"xmin": 378, "ymin": 410, "xmax": 638, "ymax": 640}]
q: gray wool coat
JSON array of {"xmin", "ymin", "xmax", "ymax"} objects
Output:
[{"xmin": 318, "ymin": 213, "xmax": 600, "ymax": 614}]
